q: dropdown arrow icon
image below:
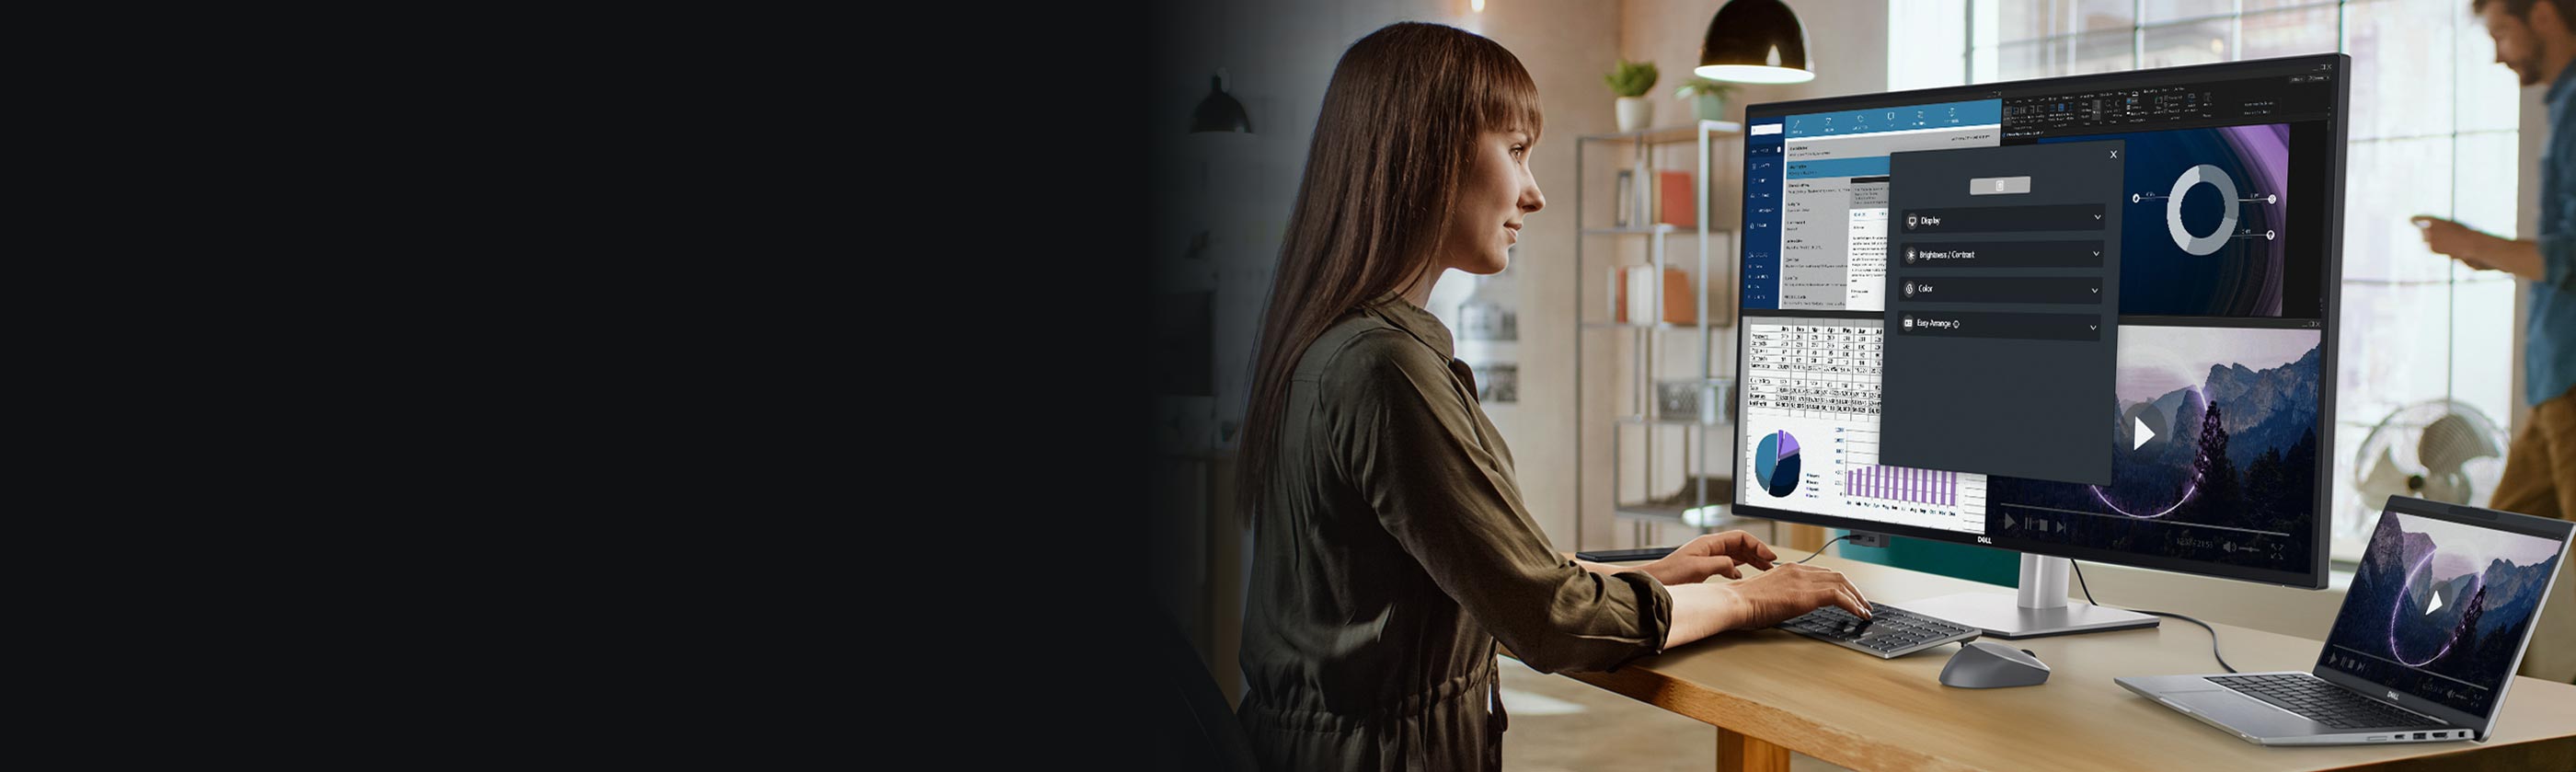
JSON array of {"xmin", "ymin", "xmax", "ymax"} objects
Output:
[{"xmin": 2092, "ymin": 250, "xmax": 2100, "ymax": 256}]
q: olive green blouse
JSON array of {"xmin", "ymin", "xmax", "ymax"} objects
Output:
[{"xmin": 1236, "ymin": 295, "xmax": 1673, "ymax": 771}]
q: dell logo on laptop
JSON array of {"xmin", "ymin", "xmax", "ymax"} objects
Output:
[{"xmin": 2386, "ymin": 691, "xmax": 2401, "ymax": 701}]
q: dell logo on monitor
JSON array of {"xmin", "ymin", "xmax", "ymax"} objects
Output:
[{"xmin": 1976, "ymin": 536, "xmax": 1992, "ymax": 545}]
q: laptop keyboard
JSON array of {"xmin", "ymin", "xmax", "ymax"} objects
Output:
[
  {"xmin": 1776, "ymin": 603, "xmax": 1979, "ymax": 658},
  {"xmin": 2206, "ymin": 674, "xmax": 2436, "ymax": 730}
]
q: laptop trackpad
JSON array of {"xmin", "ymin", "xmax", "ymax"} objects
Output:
[{"xmin": 2168, "ymin": 690, "xmax": 2327, "ymax": 736}]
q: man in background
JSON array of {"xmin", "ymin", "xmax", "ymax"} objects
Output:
[{"xmin": 2419, "ymin": 0, "xmax": 2576, "ymax": 683}]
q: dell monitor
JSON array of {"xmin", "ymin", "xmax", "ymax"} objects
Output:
[{"xmin": 1733, "ymin": 53, "xmax": 2349, "ymax": 637}]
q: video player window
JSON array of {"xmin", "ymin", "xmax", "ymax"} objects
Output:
[
  {"xmin": 2320, "ymin": 510, "xmax": 2567, "ymax": 718},
  {"xmin": 1983, "ymin": 324, "xmax": 2322, "ymax": 570}
]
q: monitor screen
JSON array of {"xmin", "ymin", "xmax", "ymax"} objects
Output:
[
  {"xmin": 1733, "ymin": 54, "xmax": 2346, "ymax": 588},
  {"xmin": 2318, "ymin": 501, "xmax": 2570, "ymax": 720}
]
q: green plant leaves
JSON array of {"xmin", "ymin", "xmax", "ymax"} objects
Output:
[{"xmin": 1604, "ymin": 59, "xmax": 1658, "ymax": 98}]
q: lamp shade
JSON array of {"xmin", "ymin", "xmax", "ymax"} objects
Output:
[
  {"xmin": 1190, "ymin": 71, "xmax": 1252, "ymax": 133},
  {"xmin": 1696, "ymin": 0, "xmax": 1812, "ymax": 85}
]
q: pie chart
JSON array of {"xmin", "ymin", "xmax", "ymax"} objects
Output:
[{"xmin": 1754, "ymin": 430, "xmax": 1801, "ymax": 498}]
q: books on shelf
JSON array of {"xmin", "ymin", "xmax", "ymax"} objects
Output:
[
  {"xmin": 1656, "ymin": 170, "xmax": 1696, "ymax": 227},
  {"xmin": 1612, "ymin": 266, "xmax": 1695, "ymax": 325}
]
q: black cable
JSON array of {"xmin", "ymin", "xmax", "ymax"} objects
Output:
[
  {"xmin": 2072, "ymin": 560, "xmax": 2237, "ymax": 674},
  {"xmin": 1793, "ymin": 533, "xmax": 1857, "ymax": 564}
]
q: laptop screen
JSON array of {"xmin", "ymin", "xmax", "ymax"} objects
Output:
[{"xmin": 2316, "ymin": 503, "xmax": 2570, "ymax": 719}]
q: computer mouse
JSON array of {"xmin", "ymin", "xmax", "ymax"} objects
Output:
[{"xmin": 1939, "ymin": 641, "xmax": 2050, "ymax": 688}]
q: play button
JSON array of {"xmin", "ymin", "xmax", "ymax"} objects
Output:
[
  {"xmin": 2121, "ymin": 402, "xmax": 2171, "ymax": 455},
  {"xmin": 2427, "ymin": 593, "xmax": 2444, "ymax": 615}
]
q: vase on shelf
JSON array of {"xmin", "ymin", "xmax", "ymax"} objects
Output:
[
  {"xmin": 1693, "ymin": 93, "xmax": 1725, "ymax": 121},
  {"xmin": 1616, "ymin": 97, "xmax": 1653, "ymax": 133}
]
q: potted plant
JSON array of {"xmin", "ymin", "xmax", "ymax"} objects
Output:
[
  {"xmin": 1675, "ymin": 77, "xmax": 1738, "ymax": 122},
  {"xmin": 1604, "ymin": 59, "xmax": 1659, "ymax": 132}
]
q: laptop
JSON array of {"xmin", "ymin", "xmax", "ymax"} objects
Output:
[{"xmin": 2117, "ymin": 495, "xmax": 2573, "ymax": 746}]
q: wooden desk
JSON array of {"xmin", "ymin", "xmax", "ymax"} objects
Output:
[{"xmin": 1552, "ymin": 556, "xmax": 2576, "ymax": 772}]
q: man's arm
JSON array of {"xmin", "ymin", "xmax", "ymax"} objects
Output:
[
  {"xmin": 2475, "ymin": 236, "xmax": 2547, "ymax": 282},
  {"xmin": 2419, "ymin": 217, "xmax": 2552, "ymax": 283}
]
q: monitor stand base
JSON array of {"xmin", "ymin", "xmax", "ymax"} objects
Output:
[{"xmin": 1892, "ymin": 554, "xmax": 2159, "ymax": 639}]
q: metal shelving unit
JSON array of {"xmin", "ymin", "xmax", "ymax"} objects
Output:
[{"xmin": 1574, "ymin": 120, "xmax": 1751, "ymax": 550}]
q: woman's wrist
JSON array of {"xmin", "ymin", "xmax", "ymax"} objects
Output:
[
  {"xmin": 1662, "ymin": 582, "xmax": 1749, "ymax": 647},
  {"xmin": 1713, "ymin": 583, "xmax": 1751, "ymax": 631},
  {"xmin": 1685, "ymin": 582, "xmax": 1747, "ymax": 631}
]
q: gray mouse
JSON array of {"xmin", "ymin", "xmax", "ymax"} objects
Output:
[{"xmin": 1939, "ymin": 641, "xmax": 2050, "ymax": 688}]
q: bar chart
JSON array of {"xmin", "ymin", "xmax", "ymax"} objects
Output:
[{"xmin": 1845, "ymin": 466, "xmax": 1959, "ymax": 507}]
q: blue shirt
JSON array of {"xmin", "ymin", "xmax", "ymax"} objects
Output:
[{"xmin": 2533, "ymin": 61, "xmax": 2576, "ymax": 406}]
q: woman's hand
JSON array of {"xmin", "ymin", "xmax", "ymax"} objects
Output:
[
  {"xmin": 1639, "ymin": 531, "xmax": 1778, "ymax": 586},
  {"xmin": 1718, "ymin": 563, "xmax": 1872, "ymax": 628},
  {"xmin": 1661, "ymin": 561, "xmax": 1872, "ymax": 646}
]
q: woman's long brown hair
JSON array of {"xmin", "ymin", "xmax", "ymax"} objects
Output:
[{"xmin": 1236, "ymin": 22, "xmax": 1544, "ymax": 524}]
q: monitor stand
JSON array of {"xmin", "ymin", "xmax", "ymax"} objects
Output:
[{"xmin": 1895, "ymin": 553, "xmax": 2159, "ymax": 639}]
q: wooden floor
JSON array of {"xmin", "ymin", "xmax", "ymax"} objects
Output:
[{"xmin": 1498, "ymin": 654, "xmax": 1851, "ymax": 772}]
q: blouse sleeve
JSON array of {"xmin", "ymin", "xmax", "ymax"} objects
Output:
[{"xmin": 1322, "ymin": 329, "xmax": 1672, "ymax": 674}]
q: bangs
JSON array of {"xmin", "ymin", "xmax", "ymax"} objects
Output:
[{"xmin": 1470, "ymin": 45, "xmax": 1545, "ymax": 144}]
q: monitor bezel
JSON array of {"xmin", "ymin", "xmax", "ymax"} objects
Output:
[
  {"xmin": 2311, "ymin": 496, "xmax": 2576, "ymax": 734},
  {"xmin": 1730, "ymin": 53, "xmax": 2350, "ymax": 590}
]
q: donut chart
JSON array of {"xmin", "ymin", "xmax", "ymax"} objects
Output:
[{"xmin": 2167, "ymin": 163, "xmax": 2239, "ymax": 256}]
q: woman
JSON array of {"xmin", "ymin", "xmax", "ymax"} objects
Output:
[{"xmin": 1233, "ymin": 21, "xmax": 1876, "ymax": 771}]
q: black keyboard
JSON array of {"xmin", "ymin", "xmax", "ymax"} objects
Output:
[
  {"xmin": 1775, "ymin": 603, "xmax": 1980, "ymax": 658},
  {"xmin": 2206, "ymin": 674, "xmax": 2440, "ymax": 730},
  {"xmin": 1574, "ymin": 547, "xmax": 1675, "ymax": 562}
]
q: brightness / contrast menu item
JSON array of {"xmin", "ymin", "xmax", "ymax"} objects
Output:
[{"xmin": 1880, "ymin": 141, "xmax": 2124, "ymax": 485}]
